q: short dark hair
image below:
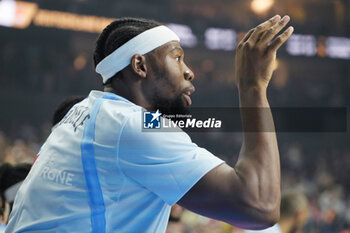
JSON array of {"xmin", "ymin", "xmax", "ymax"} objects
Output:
[
  {"xmin": 52, "ymin": 96, "xmax": 85, "ymax": 126},
  {"xmin": 93, "ymin": 17, "xmax": 162, "ymax": 83},
  {"xmin": 0, "ymin": 163, "xmax": 31, "ymax": 213}
]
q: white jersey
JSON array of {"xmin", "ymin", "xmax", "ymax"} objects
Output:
[
  {"xmin": 243, "ymin": 224, "xmax": 282, "ymax": 233},
  {"xmin": 6, "ymin": 90, "xmax": 224, "ymax": 233}
]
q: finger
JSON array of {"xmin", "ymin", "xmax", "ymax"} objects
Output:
[
  {"xmin": 269, "ymin": 26, "xmax": 294, "ymax": 51},
  {"xmin": 249, "ymin": 15, "xmax": 281, "ymax": 43},
  {"xmin": 241, "ymin": 29, "xmax": 254, "ymax": 43},
  {"xmin": 259, "ymin": 15, "xmax": 290, "ymax": 45}
]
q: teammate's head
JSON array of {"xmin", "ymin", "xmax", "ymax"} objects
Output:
[
  {"xmin": 279, "ymin": 190, "xmax": 309, "ymax": 233},
  {"xmin": 52, "ymin": 96, "xmax": 85, "ymax": 127},
  {"xmin": 0, "ymin": 163, "xmax": 31, "ymax": 224},
  {"xmin": 94, "ymin": 18, "xmax": 195, "ymax": 115}
]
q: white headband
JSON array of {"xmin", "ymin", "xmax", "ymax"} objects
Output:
[{"xmin": 95, "ymin": 25, "xmax": 180, "ymax": 83}]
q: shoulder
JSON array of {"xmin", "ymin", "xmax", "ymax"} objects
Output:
[
  {"xmin": 87, "ymin": 90, "xmax": 143, "ymax": 126},
  {"xmin": 121, "ymin": 113, "xmax": 192, "ymax": 148}
]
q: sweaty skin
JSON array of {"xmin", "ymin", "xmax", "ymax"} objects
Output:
[{"xmin": 107, "ymin": 15, "xmax": 293, "ymax": 230}]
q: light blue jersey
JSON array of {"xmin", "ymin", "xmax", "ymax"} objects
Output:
[
  {"xmin": 6, "ymin": 90, "xmax": 224, "ymax": 233},
  {"xmin": 243, "ymin": 224, "xmax": 282, "ymax": 233},
  {"xmin": 0, "ymin": 224, "xmax": 6, "ymax": 233}
]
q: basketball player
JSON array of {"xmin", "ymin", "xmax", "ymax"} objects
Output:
[{"xmin": 6, "ymin": 15, "xmax": 293, "ymax": 232}]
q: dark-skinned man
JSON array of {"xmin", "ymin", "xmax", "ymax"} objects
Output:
[{"xmin": 6, "ymin": 15, "xmax": 293, "ymax": 233}]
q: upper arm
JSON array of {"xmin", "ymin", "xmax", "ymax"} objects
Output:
[
  {"xmin": 118, "ymin": 114, "xmax": 224, "ymax": 205},
  {"xmin": 177, "ymin": 162, "xmax": 277, "ymax": 230}
]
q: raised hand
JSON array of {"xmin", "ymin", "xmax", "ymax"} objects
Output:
[{"xmin": 234, "ymin": 15, "xmax": 293, "ymax": 90}]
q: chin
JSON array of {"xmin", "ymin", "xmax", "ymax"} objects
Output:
[
  {"xmin": 158, "ymin": 105, "xmax": 189, "ymax": 116},
  {"xmin": 151, "ymin": 91, "xmax": 191, "ymax": 116},
  {"xmin": 157, "ymin": 99, "xmax": 189, "ymax": 116}
]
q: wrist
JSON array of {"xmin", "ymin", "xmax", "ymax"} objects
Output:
[{"xmin": 238, "ymin": 86, "xmax": 268, "ymax": 107}]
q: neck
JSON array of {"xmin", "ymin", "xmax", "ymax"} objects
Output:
[{"xmin": 104, "ymin": 76, "xmax": 151, "ymax": 110}]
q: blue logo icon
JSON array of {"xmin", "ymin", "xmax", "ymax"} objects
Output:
[{"xmin": 143, "ymin": 110, "xmax": 162, "ymax": 129}]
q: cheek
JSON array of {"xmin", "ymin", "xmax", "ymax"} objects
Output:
[
  {"xmin": 156, "ymin": 79, "xmax": 180, "ymax": 98},
  {"xmin": 158, "ymin": 62, "xmax": 183, "ymax": 97}
]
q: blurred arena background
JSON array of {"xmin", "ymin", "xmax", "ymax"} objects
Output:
[{"xmin": 0, "ymin": 0, "xmax": 349, "ymax": 232}]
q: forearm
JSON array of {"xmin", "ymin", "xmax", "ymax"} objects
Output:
[
  {"xmin": 179, "ymin": 15, "xmax": 291, "ymax": 229},
  {"xmin": 234, "ymin": 86, "xmax": 280, "ymax": 219},
  {"xmin": 226, "ymin": 14, "xmax": 293, "ymax": 226}
]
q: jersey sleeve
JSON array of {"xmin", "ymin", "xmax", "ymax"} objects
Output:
[{"xmin": 117, "ymin": 112, "xmax": 224, "ymax": 205}]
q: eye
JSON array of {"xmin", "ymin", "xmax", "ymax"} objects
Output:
[{"xmin": 175, "ymin": 56, "xmax": 181, "ymax": 61}]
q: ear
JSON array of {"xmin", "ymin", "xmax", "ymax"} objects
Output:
[{"xmin": 130, "ymin": 54, "xmax": 147, "ymax": 79}]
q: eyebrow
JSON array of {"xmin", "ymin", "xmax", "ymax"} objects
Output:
[{"xmin": 169, "ymin": 46, "xmax": 184, "ymax": 54}]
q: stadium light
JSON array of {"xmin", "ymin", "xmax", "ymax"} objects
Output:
[
  {"xmin": 0, "ymin": 0, "xmax": 37, "ymax": 28},
  {"xmin": 205, "ymin": 28, "xmax": 237, "ymax": 51},
  {"xmin": 326, "ymin": 37, "xmax": 350, "ymax": 59},
  {"xmin": 286, "ymin": 34, "xmax": 317, "ymax": 57},
  {"xmin": 250, "ymin": 0, "xmax": 274, "ymax": 15},
  {"xmin": 166, "ymin": 23, "xmax": 197, "ymax": 48}
]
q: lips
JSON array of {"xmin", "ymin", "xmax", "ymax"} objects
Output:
[
  {"xmin": 183, "ymin": 87, "xmax": 195, "ymax": 106},
  {"xmin": 183, "ymin": 93, "xmax": 192, "ymax": 106}
]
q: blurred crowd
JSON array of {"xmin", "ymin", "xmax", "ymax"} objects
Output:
[
  {"xmin": 1, "ymin": 10, "xmax": 350, "ymax": 232},
  {"xmin": 0, "ymin": 130, "xmax": 349, "ymax": 232}
]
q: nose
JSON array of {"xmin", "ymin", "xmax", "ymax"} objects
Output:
[{"xmin": 184, "ymin": 67, "xmax": 195, "ymax": 81}]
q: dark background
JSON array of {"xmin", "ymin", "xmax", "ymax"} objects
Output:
[{"xmin": 1, "ymin": 0, "xmax": 349, "ymax": 232}]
